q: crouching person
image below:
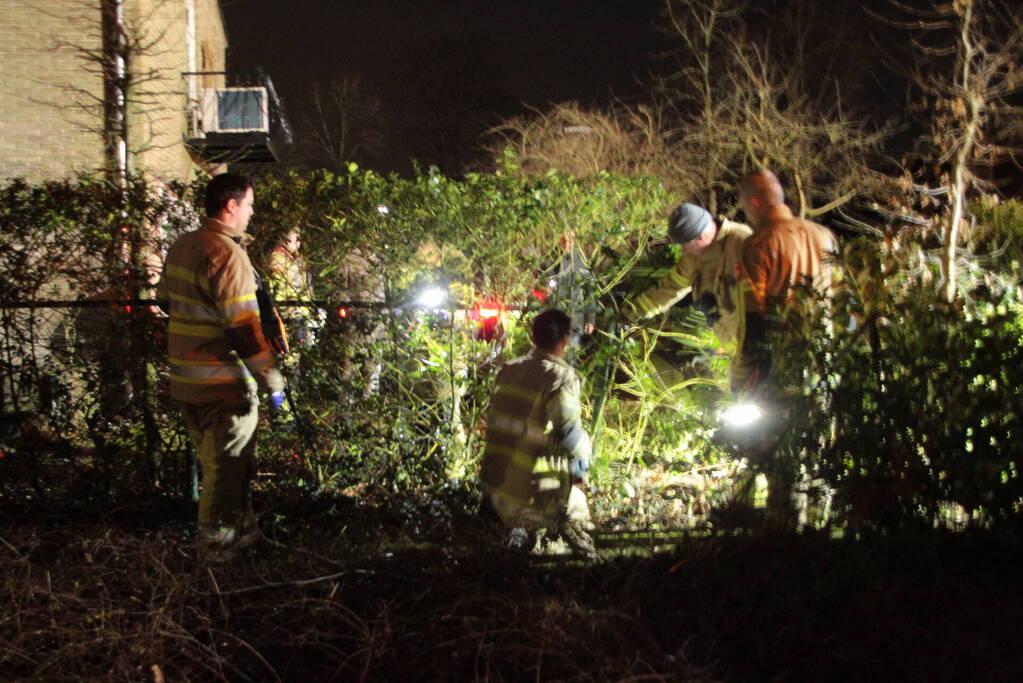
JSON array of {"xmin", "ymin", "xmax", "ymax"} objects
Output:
[{"xmin": 479, "ymin": 309, "xmax": 596, "ymax": 560}]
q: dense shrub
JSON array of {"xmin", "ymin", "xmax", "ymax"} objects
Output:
[
  {"xmin": 3, "ymin": 171, "xmax": 1022, "ymax": 534},
  {"xmin": 772, "ymin": 216, "xmax": 1023, "ymax": 532}
]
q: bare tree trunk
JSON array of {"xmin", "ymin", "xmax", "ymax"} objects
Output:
[{"xmin": 942, "ymin": 0, "xmax": 978, "ymax": 304}]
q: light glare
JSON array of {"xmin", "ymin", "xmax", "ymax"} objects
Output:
[
  {"xmin": 721, "ymin": 402, "xmax": 762, "ymax": 428},
  {"xmin": 417, "ymin": 286, "xmax": 447, "ymax": 309}
]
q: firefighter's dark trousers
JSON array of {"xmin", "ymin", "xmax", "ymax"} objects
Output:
[{"xmin": 180, "ymin": 396, "xmax": 259, "ymax": 534}]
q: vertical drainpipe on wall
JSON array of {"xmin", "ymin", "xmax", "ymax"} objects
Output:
[
  {"xmin": 184, "ymin": 0, "xmax": 201, "ymax": 499},
  {"xmin": 115, "ymin": 0, "xmax": 127, "ymax": 180},
  {"xmin": 185, "ymin": 0, "xmax": 198, "ymax": 139},
  {"xmin": 101, "ymin": 0, "xmax": 128, "ymax": 184}
]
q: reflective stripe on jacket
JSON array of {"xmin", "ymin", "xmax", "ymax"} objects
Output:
[
  {"xmin": 159, "ymin": 217, "xmax": 283, "ymax": 404},
  {"xmin": 480, "ymin": 348, "xmax": 591, "ymax": 508},
  {"xmin": 631, "ymin": 219, "xmax": 752, "ymax": 348}
]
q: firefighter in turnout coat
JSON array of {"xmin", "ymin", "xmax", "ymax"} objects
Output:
[
  {"xmin": 480, "ymin": 309, "xmax": 595, "ymax": 559},
  {"xmin": 158, "ymin": 174, "xmax": 285, "ymax": 563},
  {"xmin": 626, "ymin": 202, "xmax": 752, "ymax": 384}
]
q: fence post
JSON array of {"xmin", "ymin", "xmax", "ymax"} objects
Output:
[{"xmin": 188, "ymin": 444, "xmax": 199, "ymax": 502}]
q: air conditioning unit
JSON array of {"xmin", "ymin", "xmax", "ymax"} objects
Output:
[{"xmin": 201, "ymin": 87, "xmax": 268, "ymax": 133}]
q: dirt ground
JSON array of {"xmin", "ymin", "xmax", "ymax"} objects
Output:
[{"xmin": 3, "ymin": 492, "xmax": 1023, "ymax": 681}]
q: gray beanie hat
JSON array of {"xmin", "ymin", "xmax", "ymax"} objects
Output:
[{"xmin": 667, "ymin": 203, "xmax": 712, "ymax": 244}]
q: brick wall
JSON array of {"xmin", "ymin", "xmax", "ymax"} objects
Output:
[
  {"xmin": 0, "ymin": 1, "xmax": 106, "ymax": 181},
  {"xmin": 0, "ymin": 0, "xmax": 228, "ymax": 183}
]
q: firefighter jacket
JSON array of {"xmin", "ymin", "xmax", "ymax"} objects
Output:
[
  {"xmin": 630, "ymin": 218, "xmax": 752, "ymax": 349},
  {"xmin": 159, "ymin": 217, "xmax": 284, "ymax": 405},
  {"xmin": 480, "ymin": 348, "xmax": 591, "ymax": 508},
  {"xmin": 734, "ymin": 204, "xmax": 837, "ymax": 392},
  {"xmin": 268, "ymin": 246, "xmax": 312, "ymax": 305}
]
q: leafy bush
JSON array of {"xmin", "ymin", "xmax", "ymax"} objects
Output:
[
  {"xmin": 4, "ymin": 168, "xmax": 738, "ymax": 520},
  {"xmin": 771, "ymin": 231, "xmax": 1023, "ymax": 532}
]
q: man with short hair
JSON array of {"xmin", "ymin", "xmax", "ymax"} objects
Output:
[
  {"xmin": 627, "ymin": 202, "xmax": 753, "ymax": 383},
  {"xmin": 734, "ymin": 169, "xmax": 837, "ymax": 529},
  {"xmin": 158, "ymin": 173, "xmax": 285, "ymax": 563},
  {"xmin": 735, "ymin": 169, "xmax": 837, "ymax": 394},
  {"xmin": 480, "ymin": 308, "xmax": 595, "ymax": 559}
]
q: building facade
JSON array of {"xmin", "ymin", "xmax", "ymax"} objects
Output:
[{"xmin": 0, "ymin": 0, "xmax": 285, "ymax": 184}]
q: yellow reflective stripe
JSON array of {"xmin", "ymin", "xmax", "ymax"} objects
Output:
[
  {"xmin": 166, "ymin": 264, "xmax": 210, "ymax": 289},
  {"xmin": 168, "ymin": 294, "xmax": 219, "ymax": 322},
  {"xmin": 488, "ymin": 412, "xmax": 546, "ymax": 446},
  {"xmin": 219, "ymin": 294, "xmax": 259, "ymax": 323},
  {"xmin": 169, "ymin": 290, "xmax": 208, "ymax": 307},
  {"xmin": 218, "ymin": 294, "xmax": 257, "ymax": 312},
  {"xmin": 170, "ymin": 363, "xmax": 249, "ymax": 380},
  {"xmin": 221, "ymin": 293, "xmax": 256, "ymax": 306},
  {"xmin": 494, "ymin": 383, "xmax": 541, "ymax": 404},
  {"xmin": 633, "ymin": 291, "xmax": 659, "ymax": 317},
  {"xmin": 666, "ymin": 267, "xmax": 688, "ymax": 287},
  {"xmin": 484, "ymin": 443, "xmax": 536, "ymax": 471},
  {"xmin": 488, "ymin": 410, "xmax": 527, "ymax": 434},
  {"xmin": 169, "ymin": 320, "xmax": 225, "ymax": 338},
  {"xmin": 170, "ymin": 373, "xmax": 256, "ymax": 385},
  {"xmin": 169, "ymin": 357, "xmax": 235, "ymax": 367},
  {"xmin": 534, "ymin": 455, "xmax": 569, "ymax": 476}
]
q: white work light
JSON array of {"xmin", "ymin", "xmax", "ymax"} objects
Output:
[
  {"xmin": 720, "ymin": 402, "xmax": 763, "ymax": 429},
  {"xmin": 416, "ymin": 286, "xmax": 448, "ymax": 309}
]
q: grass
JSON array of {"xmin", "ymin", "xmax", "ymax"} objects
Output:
[{"xmin": 3, "ymin": 491, "xmax": 1023, "ymax": 682}]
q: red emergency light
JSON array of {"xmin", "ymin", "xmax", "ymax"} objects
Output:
[
  {"xmin": 470, "ymin": 299, "xmax": 503, "ymax": 321},
  {"xmin": 471, "ymin": 298, "xmax": 504, "ymax": 342}
]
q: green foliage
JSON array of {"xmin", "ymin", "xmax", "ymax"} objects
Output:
[
  {"xmin": 7, "ymin": 170, "xmax": 1023, "ymax": 535},
  {"xmin": 5, "ymin": 169, "xmax": 727, "ymax": 519},
  {"xmin": 771, "ymin": 233, "xmax": 1023, "ymax": 532},
  {"xmin": 968, "ymin": 197, "xmax": 1023, "ymax": 272}
]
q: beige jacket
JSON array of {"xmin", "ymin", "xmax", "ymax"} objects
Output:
[
  {"xmin": 159, "ymin": 218, "xmax": 283, "ymax": 405},
  {"xmin": 480, "ymin": 348, "xmax": 591, "ymax": 508},
  {"xmin": 631, "ymin": 218, "xmax": 752, "ymax": 348}
]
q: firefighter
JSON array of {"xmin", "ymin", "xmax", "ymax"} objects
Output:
[
  {"xmin": 479, "ymin": 308, "xmax": 596, "ymax": 560},
  {"xmin": 734, "ymin": 169, "xmax": 837, "ymax": 529},
  {"xmin": 158, "ymin": 173, "xmax": 285, "ymax": 564},
  {"xmin": 625, "ymin": 202, "xmax": 753, "ymax": 384},
  {"xmin": 268, "ymin": 228, "xmax": 318, "ymax": 348}
]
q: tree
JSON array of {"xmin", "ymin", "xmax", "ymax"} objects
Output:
[
  {"xmin": 653, "ymin": 0, "xmax": 890, "ymax": 215},
  {"xmin": 879, "ymin": 0, "xmax": 1023, "ymax": 302},
  {"xmin": 29, "ymin": 0, "xmax": 184, "ymax": 185},
  {"xmin": 298, "ymin": 73, "xmax": 385, "ymax": 171},
  {"xmin": 486, "ymin": 101, "xmax": 688, "ymax": 191}
]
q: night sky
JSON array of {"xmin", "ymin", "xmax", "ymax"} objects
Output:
[{"xmin": 220, "ymin": 0, "xmax": 665, "ymax": 170}]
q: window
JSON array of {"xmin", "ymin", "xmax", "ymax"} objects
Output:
[{"xmin": 201, "ymin": 88, "xmax": 268, "ymax": 132}]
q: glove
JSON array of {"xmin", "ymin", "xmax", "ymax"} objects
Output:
[{"xmin": 269, "ymin": 390, "xmax": 286, "ymax": 414}]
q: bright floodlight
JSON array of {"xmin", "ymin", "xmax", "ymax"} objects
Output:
[
  {"xmin": 377, "ymin": 204, "xmax": 390, "ymax": 216},
  {"xmin": 721, "ymin": 402, "xmax": 763, "ymax": 428},
  {"xmin": 417, "ymin": 286, "xmax": 447, "ymax": 309}
]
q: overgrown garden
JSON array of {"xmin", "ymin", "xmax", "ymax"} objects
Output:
[
  {"xmin": 3, "ymin": 0, "xmax": 1023, "ymax": 678},
  {"xmin": 2, "ymin": 164, "xmax": 1023, "ymax": 536}
]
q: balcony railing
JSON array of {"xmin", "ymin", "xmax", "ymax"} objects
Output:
[{"xmin": 185, "ymin": 71, "xmax": 292, "ymax": 164}]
